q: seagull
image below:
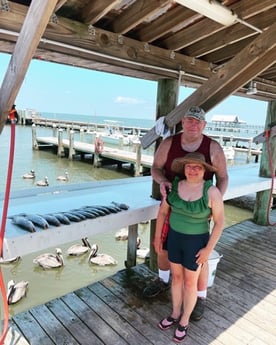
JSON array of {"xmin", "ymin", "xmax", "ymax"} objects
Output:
[
  {"xmin": 33, "ymin": 248, "xmax": 64, "ymax": 269},
  {"xmin": 36, "ymin": 176, "xmax": 49, "ymax": 187},
  {"xmin": 7, "ymin": 280, "xmax": 29, "ymax": 305},
  {"xmin": 56, "ymin": 171, "xmax": 69, "ymax": 181},
  {"xmin": 67, "ymin": 237, "xmax": 91, "ymax": 256},
  {"xmin": 88, "ymin": 244, "xmax": 117, "ymax": 266},
  {"xmin": 22, "ymin": 169, "xmax": 35, "ymax": 179}
]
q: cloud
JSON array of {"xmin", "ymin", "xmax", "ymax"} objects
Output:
[{"xmin": 114, "ymin": 96, "xmax": 145, "ymax": 105}]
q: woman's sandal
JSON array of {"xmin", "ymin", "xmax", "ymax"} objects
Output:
[
  {"xmin": 158, "ymin": 316, "xmax": 179, "ymax": 330},
  {"xmin": 173, "ymin": 324, "xmax": 189, "ymax": 343}
]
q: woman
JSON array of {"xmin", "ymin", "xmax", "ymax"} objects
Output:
[{"xmin": 154, "ymin": 152, "xmax": 224, "ymax": 343}]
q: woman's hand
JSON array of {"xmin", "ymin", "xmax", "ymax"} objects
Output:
[{"xmin": 195, "ymin": 247, "xmax": 210, "ymax": 266}]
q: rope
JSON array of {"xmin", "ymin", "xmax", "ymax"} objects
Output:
[{"xmin": 0, "ymin": 119, "xmax": 16, "ymax": 344}]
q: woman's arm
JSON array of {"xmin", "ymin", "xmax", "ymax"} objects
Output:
[
  {"xmin": 153, "ymin": 197, "xmax": 170, "ymax": 254},
  {"xmin": 196, "ymin": 186, "xmax": 224, "ymax": 265}
]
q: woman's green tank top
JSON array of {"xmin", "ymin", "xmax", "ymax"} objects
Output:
[{"xmin": 168, "ymin": 177, "xmax": 212, "ymax": 235}]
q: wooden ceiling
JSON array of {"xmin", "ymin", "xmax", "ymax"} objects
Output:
[{"xmin": 0, "ymin": 0, "xmax": 275, "ymax": 135}]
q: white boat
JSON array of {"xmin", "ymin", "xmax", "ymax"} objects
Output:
[
  {"xmin": 223, "ymin": 146, "xmax": 235, "ymax": 160},
  {"xmin": 98, "ymin": 120, "xmax": 131, "ymax": 146}
]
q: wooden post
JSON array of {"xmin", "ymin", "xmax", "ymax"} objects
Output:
[
  {"xmin": 57, "ymin": 128, "xmax": 65, "ymax": 157},
  {"xmin": 134, "ymin": 143, "xmax": 142, "ymax": 177},
  {"xmin": 68, "ymin": 130, "xmax": 75, "ymax": 160},
  {"xmin": 125, "ymin": 224, "xmax": 138, "ymax": 268},
  {"xmin": 246, "ymin": 138, "xmax": 253, "ymax": 163},
  {"xmin": 150, "ymin": 78, "xmax": 179, "ymax": 272},
  {"xmin": 253, "ymin": 101, "xmax": 276, "ymax": 224},
  {"xmin": 52, "ymin": 124, "xmax": 57, "ymax": 137},
  {"xmin": 31, "ymin": 124, "xmax": 39, "ymax": 150},
  {"xmin": 80, "ymin": 128, "xmax": 84, "ymax": 141}
]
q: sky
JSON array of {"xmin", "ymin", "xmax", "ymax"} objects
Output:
[{"xmin": 0, "ymin": 52, "xmax": 268, "ymax": 125}]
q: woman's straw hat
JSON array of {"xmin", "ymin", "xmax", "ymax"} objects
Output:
[{"xmin": 171, "ymin": 152, "xmax": 217, "ymax": 174}]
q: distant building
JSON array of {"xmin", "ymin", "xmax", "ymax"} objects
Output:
[{"xmin": 211, "ymin": 115, "xmax": 246, "ymax": 127}]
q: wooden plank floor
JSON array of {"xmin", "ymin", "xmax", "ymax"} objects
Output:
[{"xmin": 6, "ymin": 214, "xmax": 276, "ymax": 345}]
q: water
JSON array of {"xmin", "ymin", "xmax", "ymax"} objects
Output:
[{"xmin": 0, "ymin": 117, "xmax": 253, "ymax": 317}]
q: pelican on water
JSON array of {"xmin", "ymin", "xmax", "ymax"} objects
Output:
[
  {"xmin": 88, "ymin": 244, "xmax": 117, "ymax": 266},
  {"xmin": 22, "ymin": 169, "xmax": 35, "ymax": 179},
  {"xmin": 136, "ymin": 238, "xmax": 150, "ymax": 259},
  {"xmin": 67, "ymin": 237, "xmax": 91, "ymax": 256},
  {"xmin": 33, "ymin": 248, "xmax": 64, "ymax": 269},
  {"xmin": 7, "ymin": 280, "xmax": 29, "ymax": 305},
  {"xmin": 0, "ymin": 255, "xmax": 21, "ymax": 264},
  {"xmin": 36, "ymin": 176, "xmax": 49, "ymax": 187},
  {"xmin": 56, "ymin": 171, "xmax": 69, "ymax": 181}
]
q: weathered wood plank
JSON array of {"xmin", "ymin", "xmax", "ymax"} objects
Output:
[
  {"xmin": 29, "ymin": 304, "xmax": 80, "ymax": 345},
  {"xmin": 46, "ymin": 297, "xmax": 104, "ymax": 345}
]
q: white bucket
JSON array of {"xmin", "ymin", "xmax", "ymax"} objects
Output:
[{"xmin": 207, "ymin": 250, "xmax": 223, "ymax": 287}]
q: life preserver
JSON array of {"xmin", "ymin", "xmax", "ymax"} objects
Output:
[{"xmin": 95, "ymin": 136, "xmax": 104, "ymax": 154}]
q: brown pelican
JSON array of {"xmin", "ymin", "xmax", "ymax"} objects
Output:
[
  {"xmin": 136, "ymin": 238, "xmax": 150, "ymax": 259},
  {"xmin": 0, "ymin": 256, "xmax": 21, "ymax": 264},
  {"xmin": 36, "ymin": 176, "xmax": 49, "ymax": 187},
  {"xmin": 22, "ymin": 169, "xmax": 35, "ymax": 179},
  {"xmin": 67, "ymin": 237, "xmax": 91, "ymax": 256},
  {"xmin": 56, "ymin": 171, "xmax": 69, "ymax": 181},
  {"xmin": 88, "ymin": 244, "xmax": 117, "ymax": 266},
  {"xmin": 7, "ymin": 280, "xmax": 29, "ymax": 305},
  {"xmin": 33, "ymin": 248, "xmax": 64, "ymax": 269},
  {"xmin": 115, "ymin": 227, "xmax": 128, "ymax": 241}
]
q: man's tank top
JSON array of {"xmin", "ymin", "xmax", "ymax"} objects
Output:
[{"xmin": 164, "ymin": 133, "xmax": 214, "ymax": 182}]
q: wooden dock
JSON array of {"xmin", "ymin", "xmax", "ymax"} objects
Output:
[{"xmin": 6, "ymin": 213, "xmax": 276, "ymax": 345}]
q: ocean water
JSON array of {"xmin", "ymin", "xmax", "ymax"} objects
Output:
[{"xmin": 0, "ymin": 117, "xmax": 253, "ymax": 317}]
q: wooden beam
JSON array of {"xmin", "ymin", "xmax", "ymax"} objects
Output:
[
  {"xmin": 0, "ymin": 0, "xmax": 59, "ymax": 134},
  {"xmin": 112, "ymin": 0, "xmax": 170, "ymax": 34},
  {"xmin": 82, "ymin": 0, "xmax": 121, "ymax": 25},
  {"xmin": 141, "ymin": 21, "xmax": 276, "ymax": 148}
]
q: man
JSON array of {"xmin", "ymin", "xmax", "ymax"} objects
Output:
[{"xmin": 144, "ymin": 106, "xmax": 228, "ymax": 321}]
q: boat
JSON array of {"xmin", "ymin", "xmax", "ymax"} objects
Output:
[
  {"xmin": 223, "ymin": 146, "xmax": 235, "ymax": 160},
  {"xmin": 20, "ymin": 108, "xmax": 41, "ymax": 125},
  {"xmin": 98, "ymin": 120, "xmax": 131, "ymax": 146}
]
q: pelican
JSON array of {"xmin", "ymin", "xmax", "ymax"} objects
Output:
[
  {"xmin": 88, "ymin": 244, "xmax": 117, "ymax": 266},
  {"xmin": 0, "ymin": 256, "xmax": 21, "ymax": 264},
  {"xmin": 33, "ymin": 248, "xmax": 64, "ymax": 269},
  {"xmin": 136, "ymin": 237, "xmax": 150, "ymax": 259},
  {"xmin": 7, "ymin": 280, "xmax": 29, "ymax": 305},
  {"xmin": 67, "ymin": 237, "xmax": 91, "ymax": 256},
  {"xmin": 22, "ymin": 169, "xmax": 35, "ymax": 179},
  {"xmin": 115, "ymin": 227, "xmax": 128, "ymax": 241},
  {"xmin": 56, "ymin": 171, "xmax": 69, "ymax": 181},
  {"xmin": 36, "ymin": 176, "xmax": 49, "ymax": 187}
]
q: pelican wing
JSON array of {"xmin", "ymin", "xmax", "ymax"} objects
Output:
[
  {"xmin": 67, "ymin": 244, "xmax": 89, "ymax": 256},
  {"xmin": 89, "ymin": 254, "xmax": 117, "ymax": 266}
]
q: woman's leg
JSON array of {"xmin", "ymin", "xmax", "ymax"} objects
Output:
[
  {"xmin": 170, "ymin": 262, "xmax": 184, "ymax": 319},
  {"xmin": 180, "ymin": 266, "xmax": 201, "ymax": 326}
]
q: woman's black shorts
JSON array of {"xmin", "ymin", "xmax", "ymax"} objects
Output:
[{"xmin": 167, "ymin": 228, "xmax": 209, "ymax": 271}]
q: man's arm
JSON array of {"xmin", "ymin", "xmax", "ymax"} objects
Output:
[
  {"xmin": 151, "ymin": 137, "xmax": 172, "ymax": 185},
  {"xmin": 210, "ymin": 140, "xmax": 229, "ymax": 196}
]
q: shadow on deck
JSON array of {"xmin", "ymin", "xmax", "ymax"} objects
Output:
[{"xmin": 6, "ymin": 214, "xmax": 276, "ymax": 345}]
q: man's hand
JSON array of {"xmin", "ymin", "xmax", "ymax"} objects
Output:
[{"xmin": 160, "ymin": 181, "xmax": 172, "ymax": 198}]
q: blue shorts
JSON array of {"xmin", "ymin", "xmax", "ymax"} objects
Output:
[{"xmin": 167, "ymin": 228, "xmax": 209, "ymax": 271}]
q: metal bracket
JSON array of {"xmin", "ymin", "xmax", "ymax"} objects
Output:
[
  {"xmin": 253, "ymin": 125, "xmax": 276, "ymax": 144},
  {"xmin": 1, "ymin": 0, "xmax": 10, "ymax": 11}
]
